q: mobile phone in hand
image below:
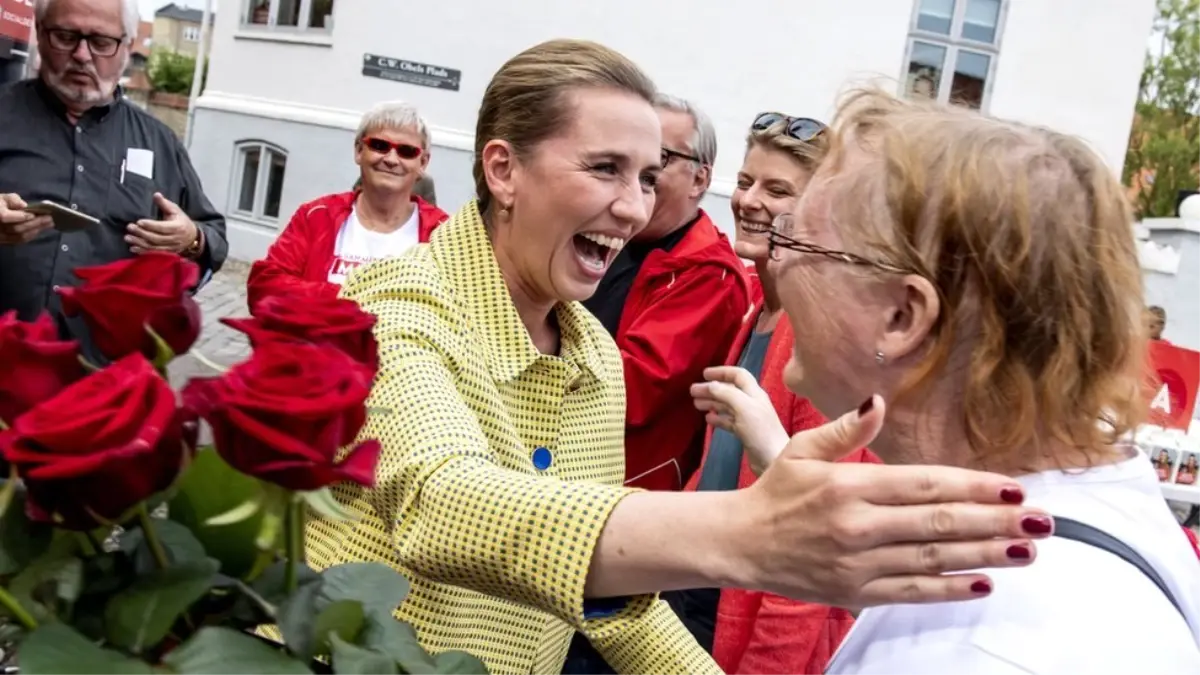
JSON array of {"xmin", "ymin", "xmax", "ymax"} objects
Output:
[{"xmin": 23, "ymin": 201, "xmax": 101, "ymax": 233}]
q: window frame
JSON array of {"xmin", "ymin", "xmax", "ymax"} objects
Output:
[
  {"xmin": 900, "ymin": 0, "xmax": 1010, "ymax": 111},
  {"xmin": 182, "ymin": 25, "xmax": 200, "ymax": 42},
  {"xmin": 240, "ymin": 0, "xmax": 334, "ymax": 34},
  {"xmin": 230, "ymin": 140, "xmax": 288, "ymax": 226}
]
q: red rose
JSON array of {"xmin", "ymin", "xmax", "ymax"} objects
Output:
[
  {"xmin": 59, "ymin": 252, "xmax": 201, "ymax": 362},
  {"xmin": 0, "ymin": 355, "xmax": 194, "ymax": 529},
  {"xmin": 0, "ymin": 311, "xmax": 84, "ymax": 427},
  {"xmin": 223, "ymin": 294, "xmax": 378, "ymax": 370},
  {"xmin": 181, "ymin": 341, "xmax": 381, "ymax": 492}
]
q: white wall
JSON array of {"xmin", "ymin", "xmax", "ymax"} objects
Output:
[{"xmin": 987, "ymin": 0, "xmax": 1156, "ymax": 171}]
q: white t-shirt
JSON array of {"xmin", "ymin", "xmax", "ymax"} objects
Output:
[
  {"xmin": 327, "ymin": 206, "xmax": 420, "ymax": 284},
  {"xmin": 826, "ymin": 454, "xmax": 1200, "ymax": 675}
]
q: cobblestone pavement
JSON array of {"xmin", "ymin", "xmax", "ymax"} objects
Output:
[
  {"xmin": 168, "ymin": 259, "xmax": 253, "ymax": 444},
  {"xmin": 168, "ymin": 258, "xmax": 253, "ymax": 388}
]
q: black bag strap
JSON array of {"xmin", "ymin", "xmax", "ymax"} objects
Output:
[{"xmin": 1053, "ymin": 516, "xmax": 1186, "ymax": 620}]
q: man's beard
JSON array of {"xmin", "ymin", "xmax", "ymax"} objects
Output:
[{"xmin": 44, "ymin": 61, "xmax": 121, "ymax": 108}]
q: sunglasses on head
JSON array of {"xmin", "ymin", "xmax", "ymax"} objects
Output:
[
  {"xmin": 751, "ymin": 113, "xmax": 827, "ymax": 142},
  {"xmin": 361, "ymin": 137, "xmax": 423, "ymax": 159}
]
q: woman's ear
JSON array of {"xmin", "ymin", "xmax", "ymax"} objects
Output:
[
  {"xmin": 877, "ymin": 274, "xmax": 940, "ymax": 363},
  {"xmin": 481, "ymin": 139, "xmax": 517, "ymax": 209}
]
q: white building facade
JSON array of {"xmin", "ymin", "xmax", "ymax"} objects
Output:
[{"xmin": 189, "ymin": 0, "xmax": 1157, "ymax": 261}]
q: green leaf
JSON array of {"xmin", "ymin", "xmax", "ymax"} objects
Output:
[
  {"xmin": 313, "ymin": 600, "xmax": 365, "ymax": 652},
  {"xmin": 330, "ymin": 633, "xmax": 398, "ymax": 675},
  {"xmin": 104, "ymin": 557, "xmax": 219, "ymax": 653},
  {"xmin": 206, "ymin": 496, "xmax": 263, "ymax": 526},
  {"xmin": 301, "ymin": 488, "xmax": 360, "ymax": 522},
  {"xmin": 359, "ymin": 612, "xmax": 434, "ymax": 674},
  {"xmin": 18, "ymin": 622, "xmax": 154, "ymax": 674},
  {"xmin": 317, "ymin": 563, "xmax": 409, "ymax": 616},
  {"xmin": 277, "ymin": 575, "xmax": 323, "ymax": 661},
  {"xmin": 0, "ymin": 484, "xmax": 54, "ymax": 575},
  {"xmin": 232, "ymin": 560, "xmax": 321, "ymax": 625},
  {"xmin": 121, "ymin": 518, "xmax": 208, "ymax": 573},
  {"xmin": 168, "ymin": 448, "xmax": 269, "ymax": 578},
  {"xmin": 433, "ymin": 650, "xmax": 489, "ymax": 674},
  {"xmin": 7, "ymin": 554, "xmax": 83, "ymax": 621},
  {"xmin": 162, "ymin": 626, "xmax": 313, "ymax": 674}
]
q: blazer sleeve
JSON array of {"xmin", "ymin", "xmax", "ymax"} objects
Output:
[
  {"xmin": 346, "ymin": 277, "xmax": 721, "ymax": 675},
  {"xmin": 247, "ymin": 205, "xmax": 341, "ymax": 312},
  {"xmin": 622, "ymin": 266, "xmax": 750, "ymax": 428}
]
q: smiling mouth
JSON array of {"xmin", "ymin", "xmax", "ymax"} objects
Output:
[
  {"xmin": 573, "ymin": 232, "xmax": 626, "ymax": 272},
  {"xmin": 738, "ymin": 218, "xmax": 772, "ymax": 234}
]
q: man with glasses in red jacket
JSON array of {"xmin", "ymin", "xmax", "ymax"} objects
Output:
[{"xmin": 581, "ymin": 94, "xmax": 750, "ymax": 492}]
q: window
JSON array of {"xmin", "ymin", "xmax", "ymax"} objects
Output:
[
  {"xmin": 243, "ymin": 0, "xmax": 334, "ymax": 31},
  {"xmin": 903, "ymin": 0, "xmax": 1005, "ymax": 110},
  {"xmin": 182, "ymin": 25, "xmax": 200, "ymax": 42},
  {"xmin": 232, "ymin": 142, "xmax": 287, "ymax": 223}
]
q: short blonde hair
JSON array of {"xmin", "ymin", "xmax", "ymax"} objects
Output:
[
  {"xmin": 472, "ymin": 39, "xmax": 657, "ymax": 213},
  {"xmin": 822, "ymin": 89, "xmax": 1145, "ymax": 468}
]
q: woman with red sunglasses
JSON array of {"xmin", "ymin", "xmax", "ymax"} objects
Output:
[{"xmin": 247, "ymin": 101, "xmax": 449, "ymax": 313}]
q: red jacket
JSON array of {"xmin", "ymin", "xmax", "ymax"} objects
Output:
[
  {"xmin": 685, "ymin": 275, "xmax": 880, "ymax": 675},
  {"xmin": 619, "ymin": 211, "xmax": 752, "ymax": 491},
  {"xmin": 247, "ymin": 191, "xmax": 447, "ymax": 313}
]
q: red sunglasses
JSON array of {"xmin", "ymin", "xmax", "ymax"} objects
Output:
[{"xmin": 361, "ymin": 136, "xmax": 423, "ymax": 159}]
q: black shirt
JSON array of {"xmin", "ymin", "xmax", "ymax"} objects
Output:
[
  {"xmin": 0, "ymin": 79, "xmax": 228, "ymax": 361},
  {"xmin": 582, "ymin": 214, "xmax": 699, "ymax": 336}
]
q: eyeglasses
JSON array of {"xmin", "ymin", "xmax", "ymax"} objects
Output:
[
  {"xmin": 752, "ymin": 113, "xmax": 827, "ymax": 142},
  {"xmin": 767, "ymin": 213, "xmax": 909, "ymax": 273},
  {"xmin": 662, "ymin": 147, "xmax": 703, "ymax": 168},
  {"xmin": 42, "ymin": 28, "xmax": 126, "ymax": 58},
  {"xmin": 361, "ymin": 137, "xmax": 423, "ymax": 159}
]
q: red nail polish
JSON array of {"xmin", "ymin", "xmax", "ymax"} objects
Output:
[
  {"xmin": 1000, "ymin": 487, "xmax": 1024, "ymax": 504},
  {"xmin": 1006, "ymin": 544, "xmax": 1032, "ymax": 560},
  {"xmin": 857, "ymin": 396, "xmax": 875, "ymax": 417},
  {"xmin": 970, "ymin": 580, "xmax": 992, "ymax": 594},
  {"xmin": 1021, "ymin": 515, "xmax": 1053, "ymax": 535}
]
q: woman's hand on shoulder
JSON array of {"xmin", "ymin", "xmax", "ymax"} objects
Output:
[
  {"xmin": 691, "ymin": 366, "xmax": 789, "ymax": 475},
  {"xmin": 724, "ymin": 395, "xmax": 1050, "ymax": 609}
]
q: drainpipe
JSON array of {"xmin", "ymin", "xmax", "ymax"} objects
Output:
[{"xmin": 184, "ymin": 0, "xmax": 214, "ymax": 150}]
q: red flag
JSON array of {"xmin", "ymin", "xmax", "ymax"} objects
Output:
[{"xmin": 1146, "ymin": 340, "xmax": 1200, "ymax": 431}]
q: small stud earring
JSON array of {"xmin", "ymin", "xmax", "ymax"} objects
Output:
[{"xmin": 875, "ymin": 351, "xmax": 885, "ymax": 365}]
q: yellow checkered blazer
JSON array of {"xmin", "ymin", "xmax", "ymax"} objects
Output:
[{"xmin": 305, "ymin": 201, "xmax": 721, "ymax": 675}]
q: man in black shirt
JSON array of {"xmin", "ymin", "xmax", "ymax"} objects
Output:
[{"xmin": 0, "ymin": 0, "xmax": 227, "ymax": 362}]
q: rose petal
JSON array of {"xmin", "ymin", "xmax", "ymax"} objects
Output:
[{"xmin": 333, "ymin": 439, "xmax": 382, "ymax": 488}]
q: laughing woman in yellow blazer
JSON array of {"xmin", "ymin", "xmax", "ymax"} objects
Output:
[{"xmin": 306, "ymin": 39, "xmax": 1055, "ymax": 675}]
